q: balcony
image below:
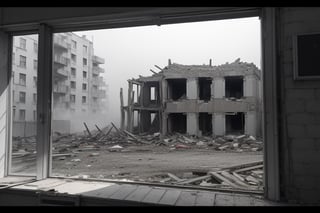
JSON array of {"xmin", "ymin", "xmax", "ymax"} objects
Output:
[
  {"xmin": 55, "ymin": 67, "xmax": 69, "ymax": 78},
  {"xmin": 92, "ymin": 76, "xmax": 105, "ymax": 86},
  {"xmin": 98, "ymin": 90, "xmax": 106, "ymax": 98},
  {"xmin": 53, "ymin": 36, "xmax": 68, "ymax": 49},
  {"xmin": 54, "ymin": 54, "xmax": 68, "ymax": 66},
  {"xmin": 92, "ymin": 66, "xmax": 105, "ymax": 75},
  {"xmin": 92, "ymin": 55, "xmax": 105, "ymax": 64},
  {"xmin": 53, "ymin": 85, "xmax": 69, "ymax": 94}
]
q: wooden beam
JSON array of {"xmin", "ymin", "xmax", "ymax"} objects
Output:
[
  {"xmin": 83, "ymin": 122, "xmax": 92, "ymax": 137},
  {"xmin": 154, "ymin": 65, "xmax": 163, "ymax": 71},
  {"xmin": 150, "ymin": 69, "xmax": 157, "ymax": 74}
]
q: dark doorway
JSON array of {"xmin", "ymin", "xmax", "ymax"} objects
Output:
[
  {"xmin": 199, "ymin": 113, "xmax": 212, "ymax": 136},
  {"xmin": 199, "ymin": 77, "xmax": 212, "ymax": 101},
  {"xmin": 225, "ymin": 112, "xmax": 245, "ymax": 135},
  {"xmin": 168, "ymin": 113, "xmax": 186, "ymax": 133}
]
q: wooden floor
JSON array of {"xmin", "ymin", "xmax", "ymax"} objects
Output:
[{"xmin": 0, "ymin": 177, "xmax": 283, "ymax": 206}]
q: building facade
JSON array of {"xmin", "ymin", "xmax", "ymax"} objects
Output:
[
  {"xmin": 124, "ymin": 59, "xmax": 262, "ymax": 137},
  {"xmin": 12, "ymin": 33, "xmax": 108, "ymax": 135}
]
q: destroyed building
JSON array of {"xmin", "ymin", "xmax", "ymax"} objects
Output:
[{"xmin": 123, "ymin": 59, "xmax": 262, "ymax": 137}]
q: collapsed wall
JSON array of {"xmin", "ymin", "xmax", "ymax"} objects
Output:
[{"xmin": 122, "ymin": 58, "xmax": 262, "ymax": 137}]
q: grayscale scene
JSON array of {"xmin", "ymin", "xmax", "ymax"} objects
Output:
[{"xmin": 10, "ymin": 17, "xmax": 263, "ymax": 192}]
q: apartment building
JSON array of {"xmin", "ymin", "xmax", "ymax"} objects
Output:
[
  {"xmin": 12, "ymin": 33, "xmax": 107, "ymax": 135},
  {"xmin": 124, "ymin": 59, "xmax": 261, "ymax": 137}
]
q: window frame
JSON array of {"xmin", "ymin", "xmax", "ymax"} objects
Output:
[{"xmin": 1, "ymin": 7, "xmax": 281, "ymax": 201}]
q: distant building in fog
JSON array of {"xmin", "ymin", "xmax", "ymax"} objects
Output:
[{"xmin": 11, "ymin": 33, "xmax": 108, "ymax": 135}]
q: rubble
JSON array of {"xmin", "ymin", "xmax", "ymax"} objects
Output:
[{"xmin": 157, "ymin": 160, "xmax": 264, "ymax": 191}]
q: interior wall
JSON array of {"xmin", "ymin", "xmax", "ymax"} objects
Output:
[{"xmin": 279, "ymin": 7, "xmax": 320, "ymax": 204}]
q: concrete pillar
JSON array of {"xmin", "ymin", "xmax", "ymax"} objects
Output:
[
  {"xmin": 213, "ymin": 77, "xmax": 225, "ymax": 98},
  {"xmin": 187, "ymin": 113, "xmax": 198, "ymax": 135},
  {"xmin": 162, "ymin": 79, "xmax": 168, "ymax": 102},
  {"xmin": 244, "ymin": 75, "xmax": 257, "ymax": 97},
  {"xmin": 187, "ymin": 78, "xmax": 198, "ymax": 100},
  {"xmin": 162, "ymin": 113, "xmax": 168, "ymax": 135},
  {"xmin": 212, "ymin": 113, "xmax": 225, "ymax": 136},
  {"xmin": 246, "ymin": 111, "xmax": 257, "ymax": 137}
]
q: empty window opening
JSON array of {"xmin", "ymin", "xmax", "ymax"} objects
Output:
[
  {"xmin": 225, "ymin": 76, "xmax": 243, "ymax": 99},
  {"xmin": 225, "ymin": 112, "xmax": 245, "ymax": 135},
  {"xmin": 133, "ymin": 110, "xmax": 139, "ymax": 133},
  {"xmin": 199, "ymin": 113, "xmax": 212, "ymax": 136},
  {"xmin": 199, "ymin": 77, "xmax": 212, "ymax": 101},
  {"xmin": 168, "ymin": 113, "xmax": 186, "ymax": 134},
  {"xmin": 150, "ymin": 87, "xmax": 156, "ymax": 101},
  {"xmin": 167, "ymin": 79, "xmax": 186, "ymax": 101}
]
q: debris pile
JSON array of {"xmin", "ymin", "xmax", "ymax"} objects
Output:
[{"xmin": 158, "ymin": 161, "xmax": 264, "ymax": 191}]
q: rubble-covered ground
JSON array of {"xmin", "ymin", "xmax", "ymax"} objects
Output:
[{"xmin": 11, "ymin": 125, "xmax": 263, "ymax": 191}]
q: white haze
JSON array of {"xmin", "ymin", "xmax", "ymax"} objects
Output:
[{"xmin": 74, "ymin": 17, "xmax": 261, "ymax": 128}]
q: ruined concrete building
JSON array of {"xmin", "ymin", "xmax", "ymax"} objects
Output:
[{"xmin": 122, "ymin": 58, "xmax": 262, "ymax": 137}]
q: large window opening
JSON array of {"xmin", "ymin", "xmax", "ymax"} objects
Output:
[
  {"xmin": 7, "ymin": 17, "xmax": 262, "ymax": 192},
  {"xmin": 199, "ymin": 77, "xmax": 212, "ymax": 101},
  {"xmin": 167, "ymin": 79, "xmax": 186, "ymax": 101},
  {"xmin": 225, "ymin": 76, "xmax": 244, "ymax": 99}
]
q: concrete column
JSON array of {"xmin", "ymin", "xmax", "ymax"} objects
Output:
[
  {"xmin": 213, "ymin": 77, "xmax": 225, "ymax": 98},
  {"xmin": 187, "ymin": 78, "xmax": 198, "ymax": 100},
  {"xmin": 246, "ymin": 111, "xmax": 257, "ymax": 137},
  {"xmin": 244, "ymin": 75, "xmax": 257, "ymax": 97},
  {"xmin": 187, "ymin": 113, "xmax": 198, "ymax": 135},
  {"xmin": 212, "ymin": 113, "xmax": 225, "ymax": 136},
  {"xmin": 162, "ymin": 79, "xmax": 167, "ymax": 102},
  {"xmin": 162, "ymin": 113, "xmax": 168, "ymax": 135}
]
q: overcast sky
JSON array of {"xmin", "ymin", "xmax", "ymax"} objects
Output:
[{"xmin": 75, "ymin": 17, "xmax": 261, "ymax": 125}]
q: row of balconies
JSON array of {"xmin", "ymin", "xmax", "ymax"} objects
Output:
[
  {"xmin": 92, "ymin": 66, "xmax": 104, "ymax": 75},
  {"xmin": 92, "ymin": 55, "xmax": 105, "ymax": 64},
  {"xmin": 53, "ymin": 36, "xmax": 68, "ymax": 50}
]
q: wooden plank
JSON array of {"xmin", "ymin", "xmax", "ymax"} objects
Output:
[
  {"xmin": 195, "ymin": 192, "xmax": 215, "ymax": 206},
  {"xmin": 167, "ymin": 173, "xmax": 184, "ymax": 182},
  {"xmin": 220, "ymin": 171, "xmax": 250, "ymax": 187},
  {"xmin": 234, "ymin": 164, "xmax": 264, "ymax": 173},
  {"xmin": 232, "ymin": 172, "xmax": 246, "ymax": 182},
  {"xmin": 125, "ymin": 185, "xmax": 152, "ymax": 202},
  {"xmin": 214, "ymin": 193, "xmax": 235, "ymax": 206},
  {"xmin": 177, "ymin": 175, "xmax": 211, "ymax": 185},
  {"xmin": 175, "ymin": 190, "xmax": 198, "ymax": 206},
  {"xmin": 83, "ymin": 122, "xmax": 92, "ymax": 137},
  {"xmin": 158, "ymin": 189, "xmax": 181, "ymax": 205},
  {"xmin": 209, "ymin": 172, "xmax": 239, "ymax": 188},
  {"xmin": 109, "ymin": 184, "xmax": 138, "ymax": 200},
  {"xmin": 222, "ymin": 161, "xmax": 263, "ymax": 171},
  {"xmin": 142, "ymin": 187, "xmax": 167, "ymax": 204}
]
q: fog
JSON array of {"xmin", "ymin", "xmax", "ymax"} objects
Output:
[{"xmin": 74, "ymin": 17, "xmax": 261, "ymax": 127}]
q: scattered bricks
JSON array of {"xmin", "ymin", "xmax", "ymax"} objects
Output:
[
  {"xmin": 286, "ymin": 88, "xmax": 315, "ymax": 100},
  {"xmin": 215, "ymin": 138, "xmax": 226, "ymax": 144},
  {"xmin": 287, "ymin": 125, "xmax": 306, "ymax": 138}
]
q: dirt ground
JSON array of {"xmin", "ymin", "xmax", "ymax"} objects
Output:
[{"xmin": 50, "ymin": 144, "xmax": 263, "ymax": 183}]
